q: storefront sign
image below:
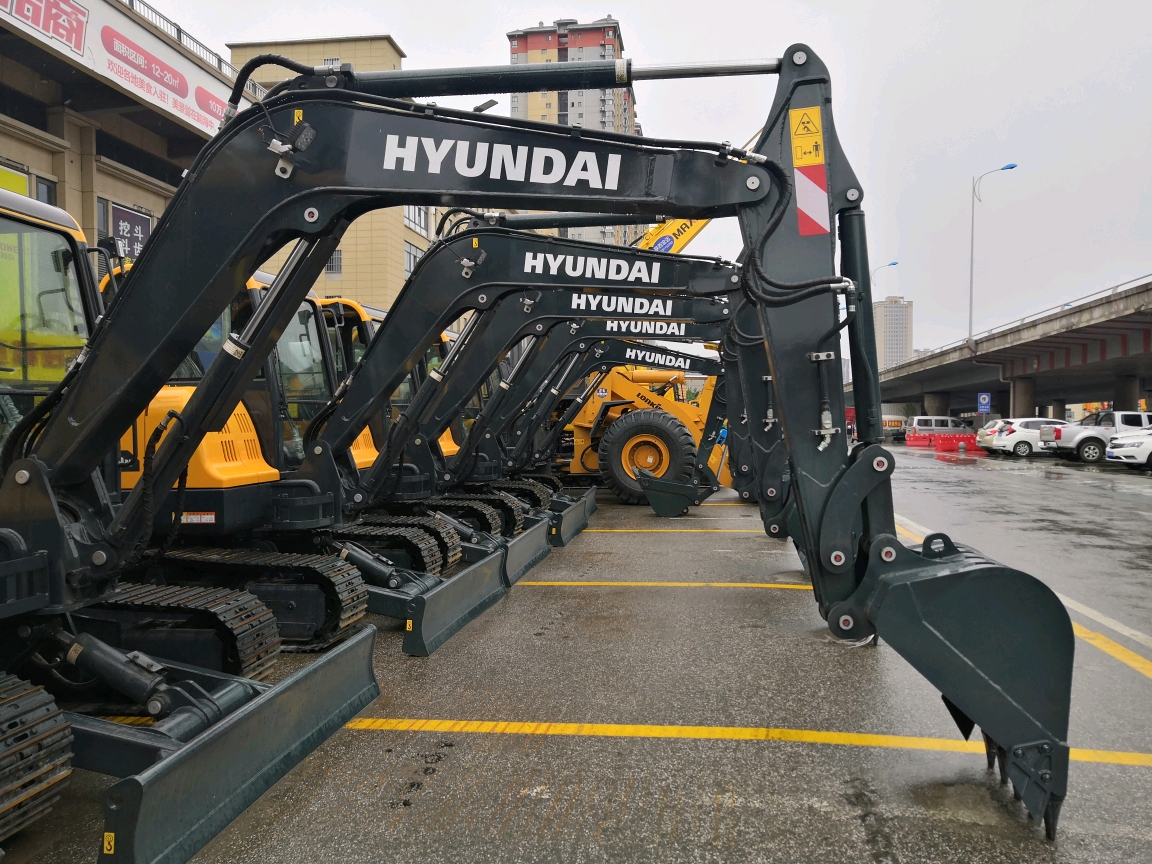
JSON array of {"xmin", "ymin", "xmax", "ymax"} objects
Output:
[
  {"xmin": 110, "ymin": 203, "xmax": 149, "ymax": 264},
  {"xmin": 0, "ymin": 0, "xmax": 249, "ymax": 136}
]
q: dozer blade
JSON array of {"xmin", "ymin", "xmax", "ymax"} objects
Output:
[
  {"xmin": 501, "ymin": 512, "xmax": 552, "ymax": 586},
  {"xmin": 365, "ymin": 544, "xmax": 507, "ymax": 656},
  {"xmin": 94, "ymin": 626, "xmax": 379, "ymax": 864},
  {"xmin": 634, "ymin": 468, "xmax": 717, "ymax": 518},
  {"xmin": 845, "ymin": 534, "xmax": 1073, "ymax": 838},
  {"xmin": 546, "ymin": 487, "xmax": 598, "ymax": 546}
]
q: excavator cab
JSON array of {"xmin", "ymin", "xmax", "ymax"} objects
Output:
[{"xmin": 0, "ymin": 197, "xmax": 93, "ymax": 457}]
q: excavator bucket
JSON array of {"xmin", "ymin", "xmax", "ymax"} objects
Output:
[
  {"xmin": 547, "ymin": 487, "xmax": 599, "ymax": 546},
  {"xmin": 844, "ymin": 534, "xmax": 1073, "ymax": 837},
  {"xmin": 635, "ymin": 468, "xmax": 718, "ymax": 518},
  {"xmin": 82, "ymin": 626, "xmax": 379, "ymax": 864}
]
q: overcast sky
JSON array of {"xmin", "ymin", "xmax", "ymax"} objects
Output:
[{"xmin": 165, "ymin": 0, "xmax": 1152, "ymax": 351}]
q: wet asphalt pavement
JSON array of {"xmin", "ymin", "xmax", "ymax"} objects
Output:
[{"xmin": 8, "ymin": 447, "xmax": 1152, "ymax": 863}]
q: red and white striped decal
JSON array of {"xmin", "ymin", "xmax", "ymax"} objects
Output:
[
  {"xmin": 794, "ymin": 164, "xmax": 830, "ymax": 236},
  {"xmin": 788, "ymin": 106, "xmax": 830, "ymax": 236}
]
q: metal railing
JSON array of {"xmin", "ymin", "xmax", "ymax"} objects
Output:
[
  {"xmin": 887, "ymin": 270, "xmax": 1152, "ymax": 373},
  {"xmin": 115, "ymin": 0, "xmax": 267, "ymax": 101}
]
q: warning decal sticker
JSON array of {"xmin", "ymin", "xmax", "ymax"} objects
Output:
[
  {"xmin": 788, "ymin": 106, "xmax": 830, "ymax": 236},
  {"xmin": 789, "ymin": 107, "xmax": 825, "ymax": 167}
]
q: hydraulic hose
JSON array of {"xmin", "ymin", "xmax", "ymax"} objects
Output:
[
  {"xmin": 225, "ymin": 55, "xmax": 327, "ymax": 121},
  {"xmin": 740, "ymin": 158, "xmax": 851, "ymax": 307}
]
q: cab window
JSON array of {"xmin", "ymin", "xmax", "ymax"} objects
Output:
[
  {"xmin": 1098, "ymin": 412, "xmax": 1115, "ymax": 425},
  {"xmin": 170, "ymin": 291, "xmax": 253, "ymax": 381},
  {"xmin": 915, "ymin": 418, "xmax": 932, "ymax": 428},
  {"xmin": 933, "ymin": 419, "xmax": 950, "ymax": 428},
  {"xmin": 1119, "ymin": 413, "xmax": 1142, "ymax": 426},
  {"xmin": 275, "ymin": 304, "xmax": 333, "ymax": 469},
  {"xmin": 0, "ymin": 215, "xmax": 89, "ymax": 448},
  {"xmin": 349, "ymin": 321, "xmax": 372, "ymax": 365}
]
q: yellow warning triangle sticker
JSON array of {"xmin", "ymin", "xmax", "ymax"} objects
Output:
[{"xmin": 792, "ymin": 112, "xmax": 820, "ymax": 136}]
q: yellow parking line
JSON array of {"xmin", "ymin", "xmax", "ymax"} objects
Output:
[
  {"xmin": 584, "ymin": 529, "xmax": 763, "ymax": 533},
  {"xmin": 1073, "ymin": 622, "xmax": 1152, "ymax": 680},
  {"xmin": 518, "ymin": 580, "xmax": 810, "ymax": 590},
  {"xmin": 345, "ymin": 718, "xmax": 1152, "ymax": 767},
  {"xmin": 894, "ymin": 518, "xmax": 1152, "ymax": 680},
  {"xmin": 895, "ymin": 524, "xmax": 923, "ymax": 543}
]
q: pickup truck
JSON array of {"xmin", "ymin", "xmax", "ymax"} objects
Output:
[{"xmin": 1039, "ymin": 410, "xmax": 1152, "ymax": 462}]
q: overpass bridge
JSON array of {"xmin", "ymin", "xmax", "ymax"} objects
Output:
[{"xmin": 848, "ymin": 274, "xmax": 1152, "ymax": 418}]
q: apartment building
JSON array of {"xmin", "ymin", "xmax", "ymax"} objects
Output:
[
  {"xmin": 873, "ymin": 296, "xmax": 914, "ymax": 370},
  {"xmin": 506, "ymin": 17, "xmax": 645, "ymax": 246}
]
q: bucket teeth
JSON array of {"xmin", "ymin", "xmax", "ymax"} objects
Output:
[
  {"xmin": 982, "ymin": 731, "xmax": 997, "ymax": 771},
  {"xmin": 1044, "ymin": 798, "xmax": 1063, "ymax": 841}
]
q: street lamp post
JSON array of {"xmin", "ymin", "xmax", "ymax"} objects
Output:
[
  {"xmin": 871, "ymin": 260, "xmax": 898, "ymax": 285},
  {"xmin": 968, "ymin": 164, "xmax": 1017, "ymax": 348}
]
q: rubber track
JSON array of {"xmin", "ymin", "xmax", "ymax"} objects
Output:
[
  {"xmin": 0, "ymin": 676, "xmax": 73, "ymax": 844},
  {"xmin": 441, "ymin": 492, "xmax": 525, "ymax": 536},
  {"xmin": 520, "ymin": 473, "xmax": 564, "ymax": 492},
  {"xmin": 424, "ymin": 499, "xmax": 503, "ymax": 536},
  {"xmin": 489, "ymin": 479, "xmax": 552, "ymax": 510},
  {"xmin": 157, "ymin": 549, "xmax": 367, "ymax": 653},
  {"xmin": 105, "ymin": 582, "xmax": 283, "ymax": 678},
  {"xmin": 359, "ymin": 515, "xmax": 463, "ymax": 570},
  {"xmin": 331, "ymin": 524, "xmax": 444, "ymax": 575}
]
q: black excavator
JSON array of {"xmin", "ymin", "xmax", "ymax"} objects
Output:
[
  {"xmin": 318, "ymin": 241, "xmax": 740, "ymax": 641},
  {"xmin": 237, "ymin": 47, "xmax": 1071, "ymax": 835},
  {"xmin": 410, "ymin": 301, "xmax": 734, "ymax": 520},
  {"xmin": 0, "ymin": 189, "xmax": 380, "ymax": 864},
  {"xmin": 1, "ymin": 55, "xmax": 776, "ymax": 862},
  {"xmin": 0, "ymin": 46, "xmax": 1073, "ymax": 862},
  {"xmin": 299, "ymin": 48, "xmax": 1071, "ymax": 835}
]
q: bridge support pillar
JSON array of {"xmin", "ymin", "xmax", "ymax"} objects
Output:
[
  {"xmin": 1051, "ymin": 398, "xmax": 1067, "ymax": 421},
  {"xmin": 923, "ymin": 392, "xmax": 950, "ymax": 416},
  {"xmin": 1010, "ymin": 378, "xmax": 1035, "ymax": 418},
  {"xmin": 993, "ymin": 391, "xmax": 1009, "ymax": 418},
  {"xmin": 1114, "ymin": 376, "xmax": 1140, "ymax": 410}
]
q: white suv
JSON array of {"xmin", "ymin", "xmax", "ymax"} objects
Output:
[{"xmin": 991, "ymin": 418, "xmax": 1068, "ymax": 457}]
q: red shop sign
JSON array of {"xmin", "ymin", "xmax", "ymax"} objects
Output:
[
  {"xmin": 100, "ymin": 25, "xmax": 188, "ymax": 98},
  {"xmin": 194, "ymin": 86, "xmax": 227, "ymax": 121}
]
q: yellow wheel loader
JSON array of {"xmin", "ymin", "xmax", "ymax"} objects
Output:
[{"xmin": 563, "ymin": 367, "xmax": 731, "ymax": 503}]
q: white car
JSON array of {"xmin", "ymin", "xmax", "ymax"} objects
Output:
[
  {"xmin": 991, "ymin": 417, "xmax": 1068, "ymax": 457},
  {"xmin": 976, "ymin": 419, "xmax": 1006, "ymax": 451},
  {"xmin": 1106, "ymin": 429, "xmax": 1152, "ymax": 468}
]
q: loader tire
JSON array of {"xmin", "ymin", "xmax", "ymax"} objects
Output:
[{"xmin": 598, "ymin": 409, "xmax": 696, "ymax": 505}]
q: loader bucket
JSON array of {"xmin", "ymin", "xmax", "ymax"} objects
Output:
[
  {"xmin": 547, "ymin": 487, "xmax": 598, "ymax": 546},
  {"xmin": 855, "ymin": 534, "xmax": 1073, "ymax": 838},
  {"xmin": 94, "ymin": 626, "xmax": 379, "ymax": 864},
  {"xmin": 501, "ymin": 512, "xmax": 552, "ymax": 586},
  {"xmin": 365, "ymin": 544, "xmax": 507, "ymax": 656}
]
